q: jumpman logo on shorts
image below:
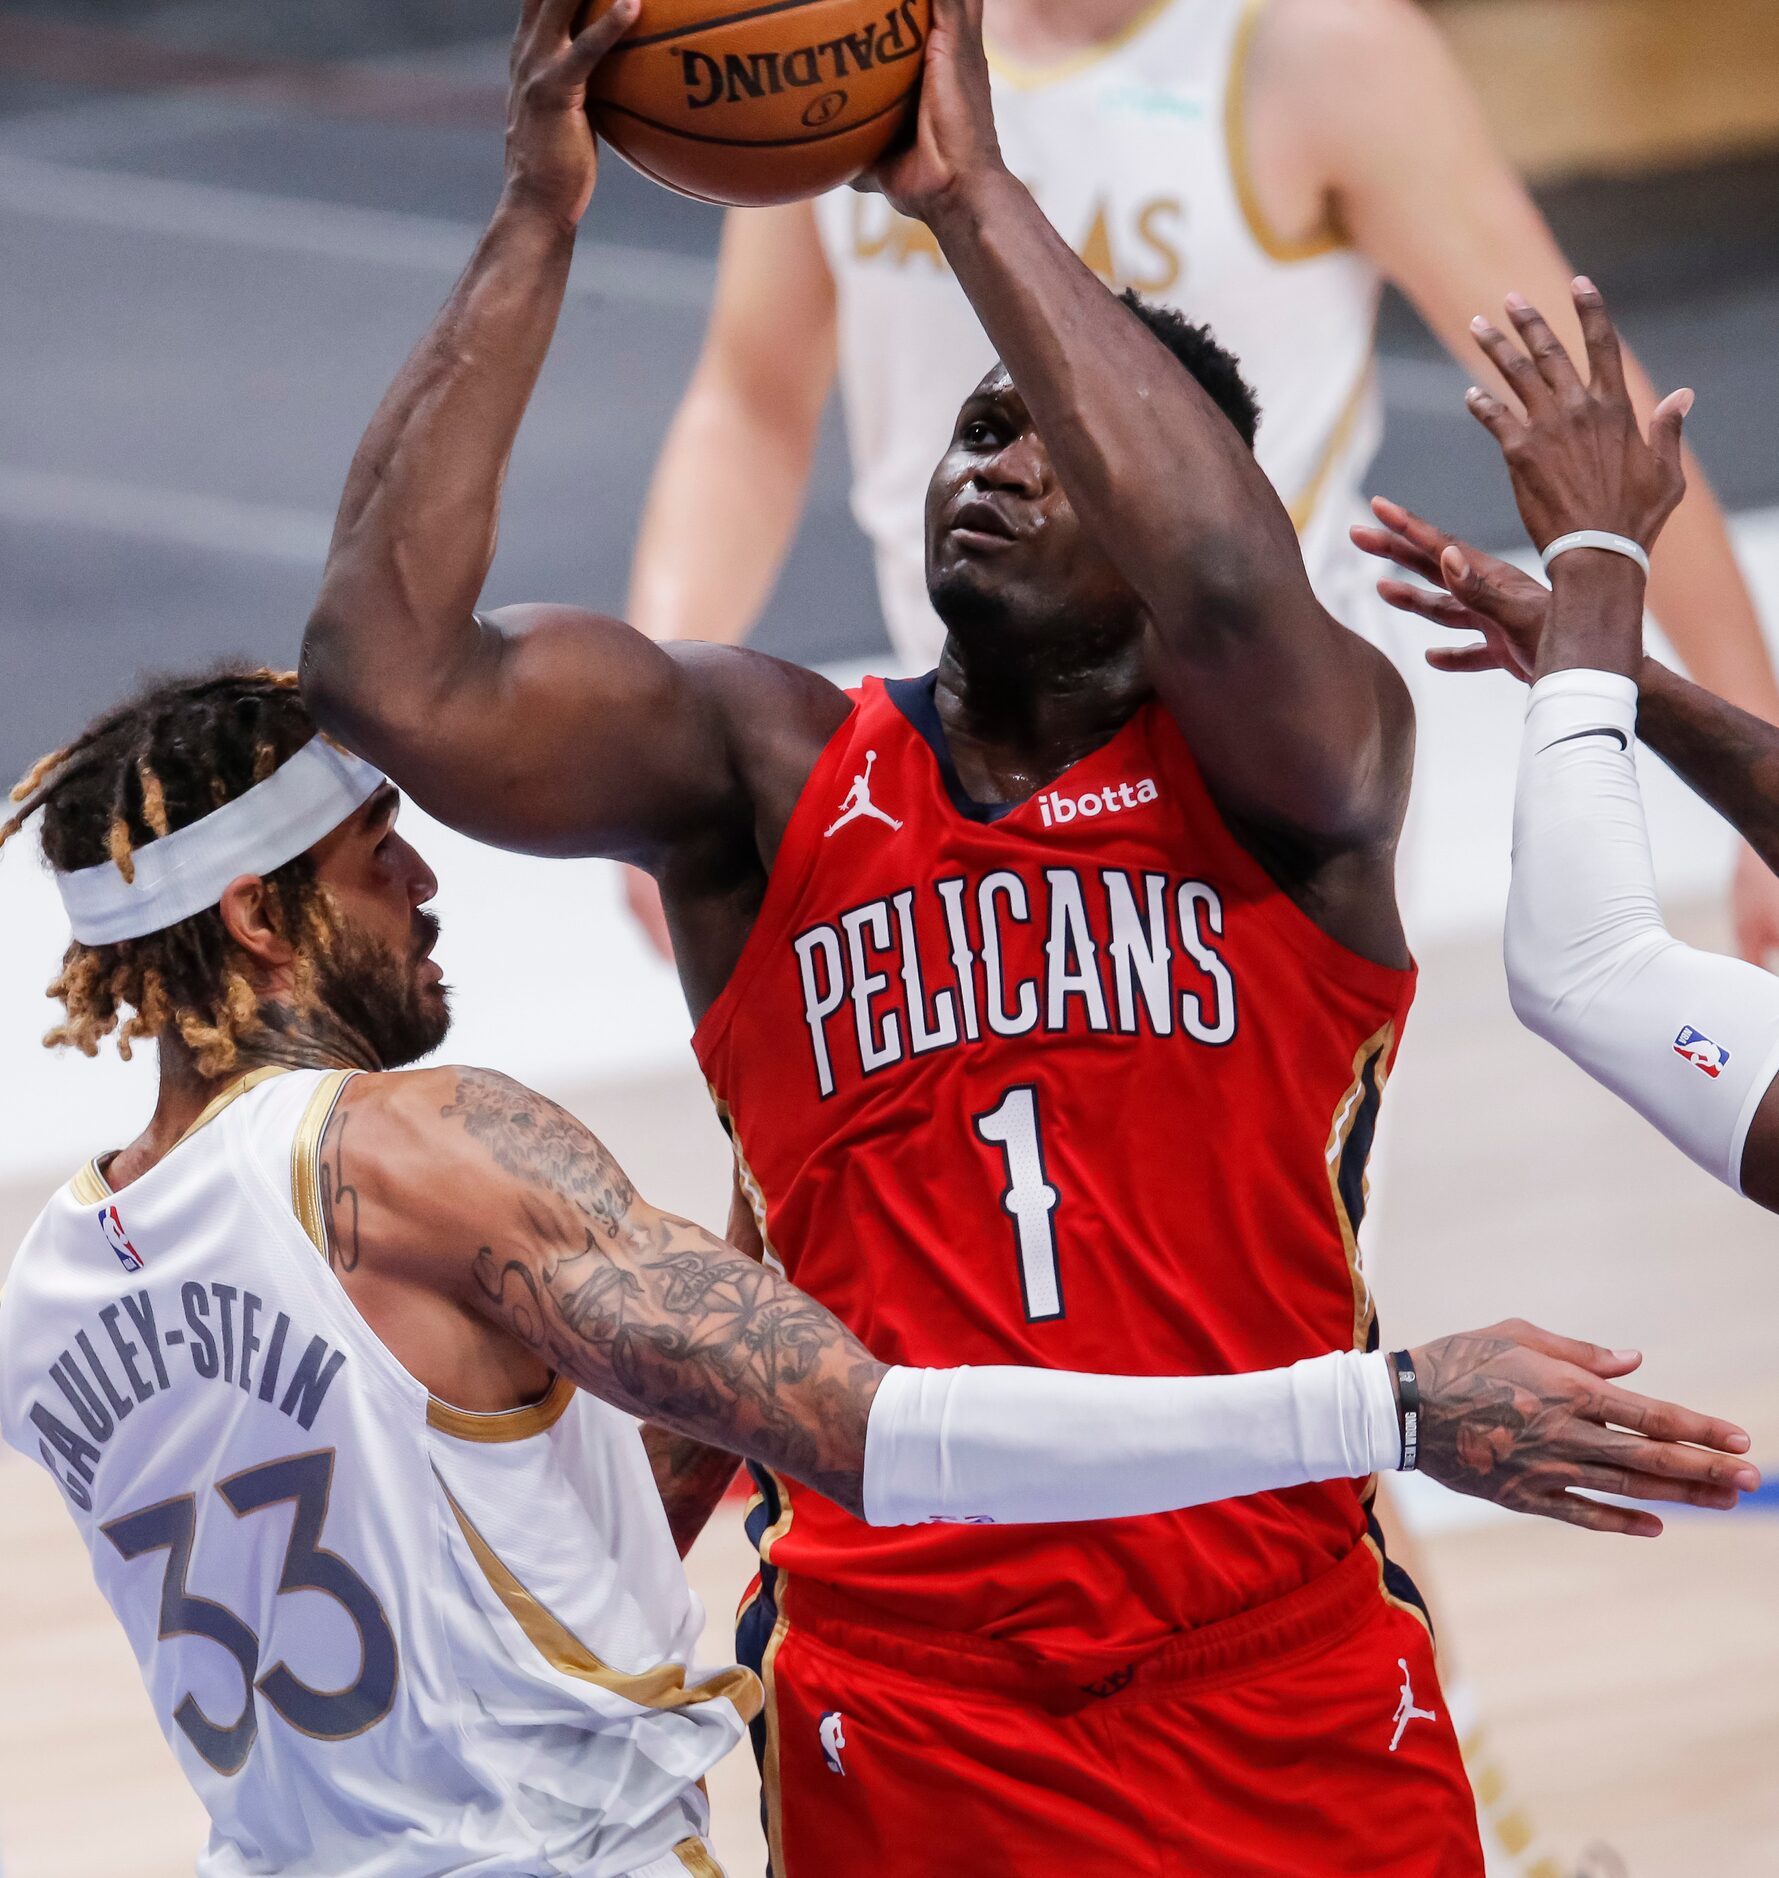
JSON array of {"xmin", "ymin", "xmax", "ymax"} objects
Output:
[
  {"xmin": 1388, "ymin": 1657, "xmax": 1437, "ymax": 1752},
  {"xmin": 825, "ymin": 750, "xmax": 903, "ymax": 838}
]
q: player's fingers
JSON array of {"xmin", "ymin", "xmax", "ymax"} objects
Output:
[
  {"xmin": 1495, "ymin": 1319, "xmax": 1640, "ymax": 1375},
  {"xmin": 1369, "ymin": 494, "xmax": 1460, "ymax": 557},
  {"xmin": 1425, "ymin": 644, "xmax": 1502, "ymax": 675},
  {"xmin": 1350, "ymin": 524, "xmax": 1443, "ymax": 585},
  {"xmin": 1465, "ymin": 384, "xmax": 1520, "ymax": 449},
  {"xmin": 1563, "ymin": 1461, "xmax": 1744, "ymax": 1511},
  {"xmin": 1650, "ymin": 386, "xmax": 1694, "ymax": 480},
  {"xmin": 1530, "ymin": 1491, "xmax": 1663, "ymax": 1538},
  {"xmin": 1376, "ymin": 579, "xmax": 1474, "ymax": 629},
  {"xmin": 1594, "ymin": 1384, "xmax": 1753, "ymax": 1456},
  {"xmin": 560, "ymin": 0, "xmax": 640, "ymax": 74},
  {"xmin": 1504, "ymin": 293, "xmax": 1583, "ymax": 399},
  {"xmin": 1469, "ymin": 319, "xmax": 1545, "ymax": 415},
  {"xmin": 1575, "ymin": 1427, "xmax": 1761, "ymax": 1494},
  {"xmin": 1571, "ymin": 276, "xmax": 1628, "ymax": 400}
]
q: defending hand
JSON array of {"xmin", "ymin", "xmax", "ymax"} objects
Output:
[
  {"xmin": 1409, "ymin": 1320, "xmax": 1758, "ymax": 1537},
  {"xmin": 1352, "ymin": 496, "xmax": 1550, "ymax": 683},
  {"xmin": 1465, "ymin": 278, "xmax": 1691, "ymax": 562},
  {"xmin": 503, "ymin": 0, "xmax": 640, "ymax": 228}
]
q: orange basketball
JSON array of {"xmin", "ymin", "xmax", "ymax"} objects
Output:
[{"xmin": 587, "ymin": 0, "xmax": 930, "ymax": 207}]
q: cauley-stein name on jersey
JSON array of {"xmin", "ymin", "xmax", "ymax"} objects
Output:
[{"xmin": 24, "ymin": 1273, "xmax": 343, "ymax": 1511}]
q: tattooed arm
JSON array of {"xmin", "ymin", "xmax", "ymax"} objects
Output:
[
  {"xmin": 323, "ymin": 1066, "xmax": 885, "ymax": 1515},
  {"xmin": 640, "ymin": 1180, "xmax": 762, "ymax": 1556},
  {"xmin": 316, "ymin": 1068, "xmax": 1757, "ymax": 1534}
]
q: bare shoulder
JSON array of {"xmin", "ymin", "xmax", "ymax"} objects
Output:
[
  {"xmin": 671, "ymin": 640, "xmax": 855, "ymax": 803},
  {"xmin": 318, "ymin": 1067, "xmax": 638, "ymax": 1276}
]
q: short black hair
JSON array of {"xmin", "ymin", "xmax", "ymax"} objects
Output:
[{"xmin": 1119, "ymin": 289, "xmax": 1261, "ymax": 449}]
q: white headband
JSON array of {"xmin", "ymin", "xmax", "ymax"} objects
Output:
[{"xmin": 57, "ymin": 738, "xmax": 387, "ymax": 946}]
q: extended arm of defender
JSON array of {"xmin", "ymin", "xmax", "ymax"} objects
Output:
[
  {"xmin": 301, "ymin": 0, "xmax": 737, "ymax": 861},
  {"xmin": 878, "ymin": 0, "xmax": 1408, "ymax": 846},
  {"xmin": 328, "ymin": 1069, "xmax": 1756, "ymax": 1536}
]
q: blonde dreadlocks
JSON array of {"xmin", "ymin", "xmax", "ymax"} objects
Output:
[{"xmin": 2, "ymin": 667, "xmax": 338, "ymax": 1076}]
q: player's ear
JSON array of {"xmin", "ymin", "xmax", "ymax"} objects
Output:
[{"xmin": 217, "ymin": 874, "xmax": 297, "ymax": 970}]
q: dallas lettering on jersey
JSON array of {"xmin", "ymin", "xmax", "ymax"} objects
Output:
[
  {"xmin": 679, "ymin": 2, "xmax": 925, "ymax": 109},
  {"xmin": 24, "ymin": 1282, "xmax": 344, "ymax": 1512},
  {"xmin": 794, "ymin": 863, "xmax": 1236, "ymax": 1099}
]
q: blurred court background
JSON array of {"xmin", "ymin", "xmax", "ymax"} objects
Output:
[{"xmin": 3, "ymin": 1, "xmax": 1779, "ymax": 1871}]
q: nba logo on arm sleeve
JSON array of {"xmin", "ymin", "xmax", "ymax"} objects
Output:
[{"xmin": 1674, "ymin": 1026, "xmax": 1730, "ymax": 1079}]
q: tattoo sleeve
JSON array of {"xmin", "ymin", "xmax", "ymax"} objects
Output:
[
  {"xmin": 443, "ymin": 1071, "xmax": 885, "ymax": 1517},
  {"xmin": 1638, "ymin": 658, "xmax": 1779, "ymax": 877}
]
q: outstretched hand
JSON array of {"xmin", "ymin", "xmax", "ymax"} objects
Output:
[
  {"xmin": 1352, "ymin": 496, "xmax": 1550, "ymax": 683},
  {"xmin": 503, "ymin": 0, "xmax": 640, "ymax": 228},
  {"xmin": 1463, "ymin": 278, "xmax": 1692, "ymax": 561},
  {"xmin": 867, "ymin": 0, "xmax": 1004, "ymax": 224},
  {"xmin": 1409, "ymin": 1319, "xmax": 1758, "ymax": 1537}
]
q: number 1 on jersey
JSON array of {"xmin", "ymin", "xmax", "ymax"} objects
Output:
[{"xmin": 974, "ymin": 1085, "xmax": 1064, "ymax": 1322}]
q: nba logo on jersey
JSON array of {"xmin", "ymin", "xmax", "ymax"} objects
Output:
[
  {"xmin": 97, "ymin": 1204, "xmax": 143, "ymax": 1272},
  {"xmin": 819, "ymin": 1711, "xmax": 847, "ymax": 1776},
  {"xmin": 1674, "ymin": 1026, "xmax": 1730, "ymax": 1079}
]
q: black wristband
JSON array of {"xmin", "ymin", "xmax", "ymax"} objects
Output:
[{"xmin": 1390, "ymin": 1350, "xmax": 1420, "ymax": 1472}]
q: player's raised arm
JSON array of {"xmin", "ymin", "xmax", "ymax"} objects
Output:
[
  {"xmin": 1357, "ymin": 282, "xmax": 1779, "ymax": 1210},
  {"xmin": 302, "ymin": 0, "xmax": 737, "ymax": 861},
  {"xmin": 869, "ymin": 0, "xmax": 1409, "ymax": 852},
  {"xmin": 321, "ymin": 1067, "xmax": 1757, "ymax": 1535}
]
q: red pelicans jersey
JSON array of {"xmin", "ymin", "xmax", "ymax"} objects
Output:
[{"xmin": 694, "ymin": 675, "xmax": 1414, "ymax": 1661}]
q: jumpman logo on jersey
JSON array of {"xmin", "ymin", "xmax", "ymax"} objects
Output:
[
  {"xmin": 1388, "ymin": 1658, "xmax": 1437, "ymax": 1752},
  {"xmin": 825, "ymin": 751, "xmax": 902, "ymax": 839},
  {"xmin": 819, "ymin": 1710, "xmax": 848, "ymax": 1776}
]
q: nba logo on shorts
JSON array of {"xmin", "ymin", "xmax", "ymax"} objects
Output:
[
  {"xmin": 1673, "ymin": 1026, "xmax": 1730, "ymax": 1079},
  {"xmin": 98, "ymin": 1203, "xmax": 144, "ymax": 1273},
  {"xmin": 818, "ymin": 1711, "xmax": 847, "ymax": 1776}
]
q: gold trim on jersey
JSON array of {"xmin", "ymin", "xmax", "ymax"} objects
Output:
[
  {"xmin": 69, "ymin": 1064, "xmax": 294, "ymax": 1206},
  {"xmin": 759, "ymin": 1579, "xmax": 794, "ymax": 1878},
  {"xmin": 706, "ymin": 1086, "xmax": 787, "ymax": 1275},
  {"xmin": 290, "ymin": 1068, "xmax": 355, "ymax": 1259},
  {"xmin": 438, "ymin": 1471, "xmax": 765, "ymax": 1722},
  {"xmin": 69, "ymin": 1161, "xmax": 110, "ymax": 1205},
  {"xmin": 426, "ymin": 1375, "xmax": 576, "ymax": 1444},
  {"xmin": 1226, "ymin": 0, "xmax": 1349, "ymax": 264},
  {"xmin": 673, "ymin": 1840, "xmax": 725, "ymax": 1878},
  {"xmin": 1285, "ymin": 363, "xmax": 1375, "ymax": 534},
  {"xmin": 985, "ymin": 0, "xmax": 1180, "ymax": 92},
  {"xmin": 1361, "ymin": 1529, "xmax": 1433, "ymax": 1640},
  {"xmin": 1324, "ymin": 1020, "xmax": 1396, "ymax": 1351},
  {"xmin": 179, "ymin": 1064, "xmax": 290, "ymax": 1144}
]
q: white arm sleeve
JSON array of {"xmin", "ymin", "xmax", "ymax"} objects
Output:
[
  {"xmin": 861, "ymin": 1349, "xmax": 1401, "ymax": 1528},
  {"xmin": 1506, "ymin": 669, "xmax": 1779, "ymax": 1193}
]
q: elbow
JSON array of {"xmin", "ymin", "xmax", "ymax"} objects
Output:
[
  {"xmin": 298, "ymin": 607, "xmax": 354, "ymax": 736},
  {"xmin": 1502, "ymin": 903, "xmax": 1561, "ymax": 1041}
]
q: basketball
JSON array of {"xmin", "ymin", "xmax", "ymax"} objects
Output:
[{"xmin": 586, "ymin": 0, "xmax": 930, "ymax": 207}]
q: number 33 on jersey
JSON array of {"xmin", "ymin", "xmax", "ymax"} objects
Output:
[{"xmin": 696, "ymin": 676, "xmax": 1417, "ymax": 1652}]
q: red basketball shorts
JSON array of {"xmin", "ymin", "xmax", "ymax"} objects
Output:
[{"xmin": 737, "ymin": 1542, "xmax": 1484, "ymax": 1875}]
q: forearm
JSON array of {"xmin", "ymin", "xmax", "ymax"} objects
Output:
[
  {"xmin": 304, "ymin": 198, "xmax": 576, "ymax": 726},
  {"xmin": 628, "ymin": 378, "xmax": 819, "ymax": 645},
  {"xmin": 640, "ymin": 1426, "xmax": 742, "ymax": 1556},
  {"xmin": 927, "ymin": 169, "xmax": 1299, "ymax": 617},
  {"xmin": 1506, "ymin": 670, "xmax": 1779, "ymax": 1193},
  {"xmin": 1638, "ymin": 658, "xmax": 1779, "ymax": 876}
]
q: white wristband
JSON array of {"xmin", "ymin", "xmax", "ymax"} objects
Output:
[
  {"xmin": 861, "ymin": 1350, "xmax": 1404, "ymax": 1529},
  {"xmin": 1540, "ymin": 531, "xmax": 1651, "ymax": 579}
]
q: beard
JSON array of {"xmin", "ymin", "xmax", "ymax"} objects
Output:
[{"xmin": 309, "ymin": 907, "xmax": 451, "ymax": 1070}]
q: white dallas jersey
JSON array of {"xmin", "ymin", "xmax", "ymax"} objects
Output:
[
  {"xmin": 0, "ymin": 1067, "xmax": 750, "ymax": 1878},
  {"xmin": 812, "ymin": 0, "xmax": 1385, "ymax": 665}
]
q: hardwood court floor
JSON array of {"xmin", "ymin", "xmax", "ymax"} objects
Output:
[{"xmin": 1, "ymin": 914, "xmax": 1775, "ymax": 1876}]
